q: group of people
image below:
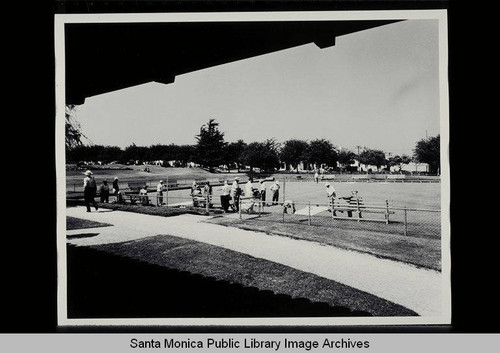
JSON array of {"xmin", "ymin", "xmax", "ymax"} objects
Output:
[
  {"xmin": 83, "ymin": 170, "xmax": 121, "ymax": 212},
  {"xmin": 84, "ymin": 170, "xmax": 344, "ymax": 216},
  {"xmin": 218, "ymin": 177, "xmax": 282, "ymax": 213},
  {"xmin": 189, "ymin": 180, "xmax": 213, "ymax": 207}
]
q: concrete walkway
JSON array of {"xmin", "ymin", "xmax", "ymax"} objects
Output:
[{"xmin": 66, "ymin": 206, "xmax": 444, "ymax": 318}]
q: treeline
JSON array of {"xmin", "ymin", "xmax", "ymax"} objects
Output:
[
  {"xmin": 66, "ymin": 119, "xmax": 440, "ymax": 174},
  {"xmin": 67, "ymin": 143, "xmax": 196, "ymax": 167}
]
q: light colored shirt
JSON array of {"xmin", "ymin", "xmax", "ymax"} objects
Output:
[
  {"xmin": 270, "ymin": 182, "xmax": 280, "ymax": 192},
  {"xmin": 245, "ymin": 181, "xmax": 253, "ymax": 196},
  {"xmin": 83, "ymin": 176, "xmax": 96, "ymax": 188},
  {"xmin": 231, "ymin": 181, "xmax": 239, "ymax": 196},
  {"xmin": 157, "ymin": 183, "xmax": 163, "ymax": 192},
  {"xmin": 221, "ymin": 184, "xmax": 231, "ymax": 196},
  {"xmin": 259, "ymin": 182, "xmax": 266, "ymax": 191}
]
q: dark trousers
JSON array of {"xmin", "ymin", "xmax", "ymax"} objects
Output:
[
  {"xmin": 100, "ymin": 192, "xmax": 109, "ymax": 203},
  {"xmin": 84, "ymin": 188, "xmax": 98, "ymax": 211},
  {"xmin": 220, "ymin": 194, "xmax": 230, "ymax": 211},
  {"xmin": 232, "ymin": 195, "xmax": 240, "ymax": 211},
  {"xmin": 260, "ymin": 191, "xmax": 266, "ymax": 206},
  {"xmin": 272, "ymin": 191, "xmax": 279, "ymax": 204}
]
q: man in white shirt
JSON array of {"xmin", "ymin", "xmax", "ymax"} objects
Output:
[
  {"xmin": 270, "ymin": 180, "xmax": 280, "ymax": 205},
  {"xmin": 245, "ymin": 177, "xmax": 254, "ymax": 197},
  {"xmin": 156, "ymin": 180, "xmax": 164, "ymax": 206},
  {"xmin": 220, "ymin": 180, "xmax": 232, "ymax": 212},
  {"xmin": 139, "ymin": 185, "xmax": 149, "ymax": 206},
  {"xmin": 326, "ymin": 183, "xmax": 337, "ymax": 216}
]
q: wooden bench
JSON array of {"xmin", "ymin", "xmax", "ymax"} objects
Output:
[
  {"xmin": 332, "ymin": 198, "xmax": 395, "ymax": 224},
  {"xmin": 195, "ymin": 180, "xmax": 207, "ymax": 187},
  {"xmin": 163, "ymin": 181, "xmax": 178, "ymax": 189},
  {"xmin": 387, "ymin": 175, "xmax": 406, "ymax": 181},
  {"xmin": 124, "ymin": 193, "xmax": 150, "ymax": 205},
  {"xmin": 125, "ymin": 182, "xmax": 149, "ymax": 205},
  {"xmin": 126, "ymin": 181, "xmax": 147, "ymax": 194},
  {"xmin": 352, "ymin": 175, "xmax": 370, "ymax": 181}
]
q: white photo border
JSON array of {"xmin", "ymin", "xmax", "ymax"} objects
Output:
[{"xmin": 55, "ymin": 9, "xmax": 450, "ymax": 327}]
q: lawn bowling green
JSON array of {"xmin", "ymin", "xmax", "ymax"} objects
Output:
[
  {"xmin": 155, "ymin": 179, "xmax": 440, "ymax": 210},
  {"xmin": 151, "ymin": 179, "xmax": 441, "ymax": 238}
]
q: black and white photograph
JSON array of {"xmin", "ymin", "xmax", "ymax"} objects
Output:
[{"xmin": 55, "ymin": 10, "xmax": 450, "ymax": 327}]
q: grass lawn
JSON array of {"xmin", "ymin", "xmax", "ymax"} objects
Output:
[
  {"xmin": 67, "ymin": 198, "xmax": 441, "ymax": 271},
  {"xmin": 207, "ymin": 215, "xmax": 441, "ymax": 271},
  {"xmin": 84, "ymin": 235, "xmax": 416, "ymax": 317},
  {"xmin": 67, "ymin": 216, "xmax": 113, "ymax": 230}
]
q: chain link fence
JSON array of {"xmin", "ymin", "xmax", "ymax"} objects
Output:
[
  {"xmin": 69, "ymin": 175, "xmax": 441, "ymax": 239},
  {"xmin": 235, "ymin": 198, "xmax": 441, "ymax": 239}
]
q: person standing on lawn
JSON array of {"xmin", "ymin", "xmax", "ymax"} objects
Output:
[
  {"xmin": 203, "ymin": 180, "xmax": 213, "ymax": 207},
  {"xmin": 112, "ymin": 177, "xmax": 122, "ymax": 203},
  {"xmin": 326, "ymin": 182, "xmax": 337, "ymax": 216},
  {"xmin": 270, "ymin": 179, "xmax": 280, "ymax": 205},
  {"xmin": 259, "ymin": 180, "xmax": 266, "ymax": 207},
  {"xmin": 231, "ymin": 177, "xmax": 241, "ymax": 212},
  {"xmin": 245, "ymin": 177, "xmax": 254, "ymax": 197},
  {"xmin": 220, "ymin": 180, "xmax": 231, "ymax": 212},
  {"xmin": 156, "ymin": 180, "xmax": 164, "ymax": 206},
  {"xmin": 83, "ymin": 170, "xmax": 98, "ymax": 212},
  {"xmin": 99, "ymin": 179, "xmax": 110, "ymax": 203}
]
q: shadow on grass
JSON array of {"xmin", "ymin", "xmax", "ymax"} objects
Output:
[
  {"xmin": 67, "ymin": 244, "xmax": 371, "ymax": 319},
  {"xmin": 67, "ymin": 233, "xmax": 100, "ymax": 239}
]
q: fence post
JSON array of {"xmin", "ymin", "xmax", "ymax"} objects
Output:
[
  {"xmin": 282, "ymin": 203, "xmax": 285, "ymax": 223},
  {"xmin": 239, "ymin": 198, "xmax": 242, "ymax": 220},
  {"xmin": 283, "ymin": 175, "xmax": 286, "ymax": 205},
  {"xmin": 385, "ymin": 199, "xmax": 390, "ymax": 224},
  {"xmin": 206, "ymin": 194, "xmax": 209, "ymax": 214},
  {"xmin": 356, "ymin": 198, "xmax": 361, "ymax": 222},
  {"xmin": 165, "ymin": 175, "xmax": 169, "ymax": 209},
  {"xmin": 404, "ymin": 207, "xmax": 408, "ymax": 236},
  {"xmin": 308, "ymin": 202, "xmax": 311, "ymax": 226}
]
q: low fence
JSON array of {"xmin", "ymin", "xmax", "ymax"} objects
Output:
[
  {"xmin": 66, "ymin": 174, "xmax": 440, "ymax": 193},
  {"xmin": 97, "ymin": 191, "xmax": 440, "ymax": 239},
  {"xmin": 235, "ymin": 199, "xmax": 441, "ymax": 238}
]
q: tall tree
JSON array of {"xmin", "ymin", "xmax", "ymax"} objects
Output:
[
  {"xmin": 280, "ymin": 139, "xmax": 309, "ymax": 171},
  {"xmin": 413, "ymin": 135, "xmax": 440, "ymax": 174},
  {"xmin": 337, "ymin": 150, "xmax": 357, "ymax": 173},
  {"xmin": 65, "ymin": 104, "xmax": 87, "ymax": 150},
  {"xmin": 260, "ymin": 139, "xmax": 281, "ymax": 172},
  {"xmin": 305, "ymin": 139, "xmax": 338, "ymax": 169},
  {"xmin": 241, "ymin": 139, "xmax": 280, "ymax": 173},
  {"xmin": 194, "ymin": 119, "xmax": 227, "ymax": 172},
  {"xmin": 388, "ymin": 154, "xmax": 412, "ymax": 173},
  {"xmin": 358, "ymin": 148, "xmax": 387, "ymax": 172},
  {"xmin": 225, "ymin": 139, "xmax": 247, "ymax": 172},
  {"xmin": 175, "ymin": 145, "xmax": 196, "ymax": 167}
]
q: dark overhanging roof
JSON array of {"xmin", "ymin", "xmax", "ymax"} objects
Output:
[{"xmin": 65, "ymin": 20, "xmax": 401, "ymax": 105}]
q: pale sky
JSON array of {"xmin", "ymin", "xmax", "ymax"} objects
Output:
[{"xmin": 73, "ymin": 19, "xmax": 441, "ymax": 156}]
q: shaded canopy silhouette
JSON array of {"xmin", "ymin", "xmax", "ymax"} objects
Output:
[{"xmin": 65, "ymin": 20, "xmax": 400, "ymax": 105}]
